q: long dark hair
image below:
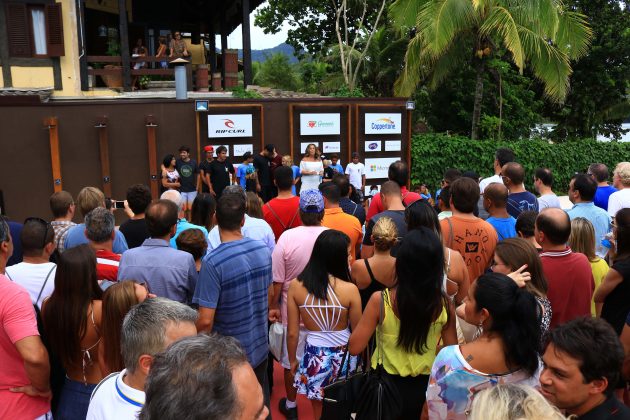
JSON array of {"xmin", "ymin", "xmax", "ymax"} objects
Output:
[
  {"xmin": 615, "ymin": 208, "xmax": 630, "ymax": 261},
  {"xmin": 298, "ymin": 230, "xmax": 350, "ymax": 299},
  {"xmin": 395, "ymin": 227, "xmax": 446, "ymax": 353},
  {"xmin": 191, "ymin": 193, "xmax": 216, "ymax": 231},
  {"xmin": 162, "ymin": 154, "xmax": 175, "ymax": 169},
  {"xmin": 495, "ymin": 238, "xmax": 548, "ymax": 297},
  {"xmin": 102, "ymin": 280, "xmax": 140, "ymax": 373},
  {"xmin": 405, "ymin": 199, "xmax": 442, "ymax": 239},
  {"xmin": 42, "ymin": 244, "xmax": 103, "ymax": 369},
  {"xmin": 474, "ymin": 273, "xmax": 540, "ymax": 375}
]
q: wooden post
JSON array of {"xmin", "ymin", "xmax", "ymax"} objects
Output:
[
  {"xmin": 43, "ymin": 117, "xmax": 63, "ymax": 192},
  {"xmin": 146, "ymin": 115, "xmax": 159, "ymax": 199},
  {"xmin": 241, "ymin": 0, "xmax": 252, "ymax": 87},
  {"xmin": 220, "ymin": 13, "xmax": 228, "ymax": 90},
  {"xmin": 195, "ymin": 112, "xmax": 201, "ymax": 163},
  {"xmin": 118, "ymin": 0, "xmax": 132, "ymax": 91},
  {"xmin": 288, "ymin": 104, "xmax": 294, "ymax": 159},
  {"xmin": 208, "ymin": 23, "xmax": 217, "ymax": 76},
  {"xmin": 95, "ymin": 116, "xmax": 112, "ymax": 197}
]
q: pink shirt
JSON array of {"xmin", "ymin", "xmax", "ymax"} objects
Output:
[
  {"xmin": 272, "ymin": 226, "xmax": 328, "ymax": 325},
  {"xmin": 0, "ymin": 275, "xmax": 49, "ymax": 419}
]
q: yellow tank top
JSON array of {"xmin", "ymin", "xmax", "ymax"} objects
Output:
[
  {"xmin": 371, "ymin": 289, "xmax": 448, "ymax": 377},
  {"xmin": 590, "ymin": 258, "xmax": 609, "ymax": 316}
]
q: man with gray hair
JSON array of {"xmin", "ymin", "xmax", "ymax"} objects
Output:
[
  {"xmin": 86, "ymin": 297, "xmax": 198, "ymax": 420},
  {"xmin": 84, "ymin": 207, "xmax": 120, "ymax": 284},
  {"xmin": 160, "ymin": 189, "xmax": 208, "ymax": 249},
  {"xmin": 607, "ymin": 162, "xmax": 630, "ymax": 217},
  {"xmin": 139, "ymin": 334, "xmax": 269, "ymax": 420},
  {"xmin": 207, "ymin": 185, "xmax": 275, "ymax": 253}
]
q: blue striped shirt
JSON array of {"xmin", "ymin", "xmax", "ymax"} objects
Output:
[{"xmin": 193, "ymin": 237, "xmax": 272, "ymax": 367}]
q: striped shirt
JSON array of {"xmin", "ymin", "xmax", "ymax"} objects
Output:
[
  {"xmin": 193, "ymin": 237, "xmax": 272, "ymax": 367},
  {"xmin": 96, "ymin": 249, "xmax": 121, "ymax": 282}
]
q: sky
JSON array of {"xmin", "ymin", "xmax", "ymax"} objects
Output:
[{"xmin": 216, "ymin": 2, "xmax": 292, "ymax": 50}]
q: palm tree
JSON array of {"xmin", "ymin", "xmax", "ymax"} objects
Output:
[{"xmin": 391, "ymin": 0, "xmax": 592, "ymax": 139}]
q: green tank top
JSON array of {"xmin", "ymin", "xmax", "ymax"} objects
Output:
[{"xmin": 371, "ymin": 288, "xmax": 448, "ymax": 376}]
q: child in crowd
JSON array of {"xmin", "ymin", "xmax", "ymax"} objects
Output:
[
  {"xmin": 237, "ymin": 152, "xmax": 257, "ymax": 192},
  {"xmin": 282, "ymin": 155, "xmax": 301, "ymax": 196}
]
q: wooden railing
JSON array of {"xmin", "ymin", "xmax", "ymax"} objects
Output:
[{"xmin": 87, "ymin": 56, "xmax": 193, "ymax": 90}]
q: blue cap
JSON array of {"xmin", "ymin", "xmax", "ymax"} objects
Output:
[{"xmin": 299, "ymin": 189, "xmax": 324, "ymax": 213}]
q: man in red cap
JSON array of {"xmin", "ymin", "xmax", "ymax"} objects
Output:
[{"xmin": 199, "ymin": 145, "xmax": 214, "ymax": 194}]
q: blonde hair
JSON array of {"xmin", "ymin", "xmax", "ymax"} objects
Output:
[
  {"xmin": 246, "ymin": 191, "xmax": 264, "ymax": 218},
  {"xmin": 77, "ymin": 187, "xmax": 105, "ymax": 217},
  {"xmin": 470, "ymin": 384, "xmax": 566, "ymax": 420},
  {"xmin": 614, "ymin": 162, "xmax": 630, "ymax": 186},
  {"xmin": 372, "ymin": 216, "xmax": 398, "ymax": 251},
  {"xmin": 568, "ymin": 217, "xmax": 597, "ymax": 261},
  {"xmin": 323, "ymin": 159, "xmax": 331, "ymax": 167},
  {"xmin": 282, "ymin": 155, "xmax": 294, "ymax": 166}
]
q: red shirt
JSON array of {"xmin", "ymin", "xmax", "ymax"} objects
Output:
[
  {"xmin": 0, "ymin": 275, "xmax": 50, "ymax": 419},
  {"xmin": 541, "ymin": 248, "xmax": 594, "ymax": 328},
  {"xmin": 96, "ymin": 249, "xmax": 121, "ymax": 282},
  {"xmin": 366, "ymin": 186, "xmax": 421, "ymax": 222},
  {"xmin": 263, "ymin": 197, "xmax": 302, "ymax": 241}
]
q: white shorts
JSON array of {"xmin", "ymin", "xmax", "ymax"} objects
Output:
[
  {"xmin": 280, "ymin": 325, "xmax": 308, "ymax": 370},
  {"xmin": 180, "ymin": 191, "xmax": 197, "ymax": 205}
]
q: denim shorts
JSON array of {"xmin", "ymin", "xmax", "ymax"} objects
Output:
[
  {"xmin": 180, "ymin": 191, "xmax": 197, "ymax": 204},
  {"xmin": 55, "ymin": 377, "xmax": 96, "ymax": 420}
]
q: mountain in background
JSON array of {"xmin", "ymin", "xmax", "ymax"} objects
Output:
[{"xmin": 237, "ymin": 43, "xmax": 299, "ymax": 63}]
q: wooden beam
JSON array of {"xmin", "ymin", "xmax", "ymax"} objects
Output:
[
  {"xmin": 146, "ymin": 115, "xmax": 159, "ymax": 199},
  {"xmin": 208, "ymin": 22, "xmax": 217, "ymax": 76},
  {"xmin": 241, "ymin": 0, "xmax": 252, "ymax": 87},
  {"xmin": 43, "ymin": 117, "xmax": 62, "ymax": 192},
  {"xmin": 95, "ymin": 117, "xmax": 112, "ymax": 197},
  {"xmin": 118, "ymin": 0, "xmax": 132, "ymax": 92},
  {"xmin": 220, "ymin": 11, "xmax": 228, "ymax": 90}
]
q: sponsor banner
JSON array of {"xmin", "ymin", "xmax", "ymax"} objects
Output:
[
  {"xmin": 299, "ymin": 113, "xmax": 341, "ymax": 135},
  {"xmin": 208, "ymin": 114, "xmax": 253, "ymax": 138},
  {"xmin": 211, "ymin": 145, "xmax": 230, "ymax": 156},
  {"xmin": 364, "ymin": 140, "xmax": 382, "ymax": 152},
  {"xmin": 364, "ymin": 113, "xmax": 402, "ymax": 134},
  {"xmin": 233, "ymin": 144, "xmax": 253, "ymax": 157},
  {"xmin": 322, "ymin": 142, "xmax": 341, "ymax": 153},
  {"xmin": 385, "ymin": 140, "xmax": 402, "ymax": 151},
  {"xmin": 300, "ymin": 142, "xmax": 320, "ymax": 154},
  {"xmin": 365, "ymin": 157, "xmax": 401, "ymax": 179}
]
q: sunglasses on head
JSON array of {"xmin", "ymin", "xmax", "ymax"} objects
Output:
[{"xmin": 24, "ymin": 217, "xmax": 52, "ymax": 249}]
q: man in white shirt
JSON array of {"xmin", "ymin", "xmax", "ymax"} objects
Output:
[
  {"xmin": 207, "ymin": 185, "xmax": 275, "ymax": 253},
  {"xmin": 5, "ymin": 218, "xmax": 56, "ymax": 309},
  {"xmin": 608, "ymin": 162, "xmax": 630, "ymax": 217},
  {"xmin": 478, "ymin": 148, "xmax": 514, "ymax": 219},
  {"xmin": 345, "ymin": 152, "xmax": 366, "ymax": 201},
  {"xmin": 86, "ymin": 298, "xmax": 197, "ymax": 420},
  {"xmin": 534, "ymin": 167, "xmax": 561, "ymax": 210}
]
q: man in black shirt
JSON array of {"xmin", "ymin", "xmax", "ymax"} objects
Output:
[
  {"xmin": 176, "ymin": 145, "xmax": 200, "ymax": 220},
  {"xmin": 120, "ymin": 184, "xmax": 152, "ymax": 249},
  {"xmin": 207, "ymin": 145, "xmax": 235, "ymax": 198},
  {"xmin": 362, "ymin": 181, "xmax": 407, "ymax": 259},
  {"xmin": 254, "ymin": 145, "xmax": 273, "ymax": 203},
  {"xmin": 540, "ymin": 317, "xmax": 630, "ymax": 419},
  {"xmin": 199, "ymin": 145, "xmax": 214, "ymax": 194}
]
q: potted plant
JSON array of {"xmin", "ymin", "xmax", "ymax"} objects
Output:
[{"xmin": 101, "ymin": 38, "xmax": 123, "ymax": 88}]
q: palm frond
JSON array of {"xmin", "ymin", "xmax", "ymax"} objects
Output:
[
  {"xmin": 394, "ymin": 34, "xmax": 428, "ymax": 96},
  {"xmin": 554, "ymin": 10, "xmax": 592, "ymax": 59},
  {"xmin": 479, "ymin": 6, "xmax": 525, "ymax": 71},
  {"xmin": 418, "ymin": 0, "xmax": 475, "ymax": 58},
  {"xmin": 390, "ymin": 0, "xmax": 428, "ymax": 31}
]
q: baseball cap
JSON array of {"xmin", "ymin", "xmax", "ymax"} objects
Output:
[
  {"xmin": 299, "ymin": 189, "xmax": 324, "ymax": 213},
  {"xmin": 243, "ymin": 151, "xmax": 252, "ymax": 160},
  {"xmin": 203, "ymin": 145, "xmax": 214, "ymax": 153},
  {"xmin": 352, "ymin": 152, "xmax": 360, "ymax": 158}
]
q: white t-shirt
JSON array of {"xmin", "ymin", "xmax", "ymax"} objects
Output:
[
  {"xmin": 479, "ymin": 174, "xmax": 502, "ymax": 193},
  {"xmin": 345, "ymin": 162, "xmax": 365, "ymax": 189},
  {"xmin": 87, "ymin": 370, "xmax": 145, "ymax": 420},
  {"xmin": 538, "ymin": 193, "xmax": 561, "ymax": 210},
  {"xmin": 207, "ymin": 214, "xmax": 275, "ymax": 253},
  {"xmin": 608, "ymin": 188, "xmax": 630, "ymax": 217},
  {"xmin": 5, "ymin": 262, "xmax": 56, "ymax": 309}
]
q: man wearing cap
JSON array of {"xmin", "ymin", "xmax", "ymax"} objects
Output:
[
  {"xmin": 269, "ymin": 189, "xmax": 328, "ymax": 419},
  {"xmin": 237, "ymin": 152, "xmax": 257, "ymax": 193},
  {"xmin": 199, "ymin": 145, "xmax": 214, "ymax": 194}
]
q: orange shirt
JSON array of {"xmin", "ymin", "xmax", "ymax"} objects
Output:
[
  {"xmin": 440, "ymin": 215, "xmax": 498, "ymax": 283},
  {"xmin": 322, "ymin": 207, "xmax": 363, "ymax": 263}
]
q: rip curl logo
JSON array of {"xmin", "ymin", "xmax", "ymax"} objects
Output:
[
  {"xmin": 223, "ymin": 119, "xmax": 235, "ymax": 128},
  {"xmin": 370, "ymin": 118, "xmax": 396, "ymax": 131},
  {"xmin": 213, "ymin": 118, "xmax": 245, "ymax": 134}
]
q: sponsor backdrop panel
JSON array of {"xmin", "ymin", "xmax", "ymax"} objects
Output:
[
  {"xmin": 365, "ymin": 157, "xmax": 402, "ymax": 179},
  {"xmin": 291, "ymin": 105, "xmax": 351, "ymax": 163},
  {"xmin": 364, "ymin": 113, "xmax": 402, "ymax": 135},
  {"xmin": 208, "ymin": 114, "xmax": 253, "ymax": 138},
  {"xmin": 299, "ymin": 113, "xmax": 341, "ymax": 136},
  {"xmin": 200, "ymin": 107, "xmax": 263, "ymax": 165}
]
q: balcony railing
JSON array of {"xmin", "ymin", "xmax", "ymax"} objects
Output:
[{"xmin": 87, "ymin": 56, "xmax": 193, "ymax": 90}]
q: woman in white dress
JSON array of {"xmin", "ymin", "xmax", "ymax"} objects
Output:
[{"xmin": 299, "ymin": 143, "xmax": 324, "ymax": 191}]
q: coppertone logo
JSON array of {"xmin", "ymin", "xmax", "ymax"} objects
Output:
[{"xmin": 370, "ymin": 118, "xmax": 396, "ymax": 131}]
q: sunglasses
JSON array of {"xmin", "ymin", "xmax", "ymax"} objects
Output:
[{"xmin": 24, "ymin": 217, "xmax": 52, "ymax": 249}]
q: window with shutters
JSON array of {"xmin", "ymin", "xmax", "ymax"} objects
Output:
[{"xmin": 5, "ymin": 2, "xmax": 64, "ymax": 58}]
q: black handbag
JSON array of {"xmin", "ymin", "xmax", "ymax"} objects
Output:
[
  {"xmin": 355, "ymin": 290, "xmax": 403, "ymax": 420},
  {"xmin": 320, "ymin": 350, "xmax": 366, "ymax": 419}
]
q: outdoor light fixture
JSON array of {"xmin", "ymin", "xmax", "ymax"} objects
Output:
[
  {"xmin": 195, "ymin": 100, "xmax": 209, "ymax": 112},
  {"xmin": 98, "ymin": 25, "xmax": 107, "ymax": 37},
  {"xmin": 406, "ymin": 101, "xmax": 415, "ymax": 110}
]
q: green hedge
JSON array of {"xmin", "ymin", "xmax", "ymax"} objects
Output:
[{"xmin": 411, "ymin": 133, "xmax": 630, "ymax": 194}]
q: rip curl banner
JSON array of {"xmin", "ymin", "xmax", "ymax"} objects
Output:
[{"xmin": 208, "ymin": 114, "xmax": 254, "ymax": 138}]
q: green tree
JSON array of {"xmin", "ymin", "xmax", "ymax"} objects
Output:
[
  {"xmin": 391, "ymin": 0, "xmax": 592, "ymax": 139},
  {"xmin": 551, "ymin": 0, "xmax": 630, "ymax": 140},
  {"xmin": 252, "ymin": 53, "xmax": 300, "ymax": 91}
]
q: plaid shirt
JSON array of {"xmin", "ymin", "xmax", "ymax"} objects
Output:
[{"xmin": 51, "ymin": 220, "xmax": 76, "ymax": 253}]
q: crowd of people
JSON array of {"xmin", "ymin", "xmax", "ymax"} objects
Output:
[{"xmin": 1, "ymin": 142, "xmax": 630, "ymax": 420}]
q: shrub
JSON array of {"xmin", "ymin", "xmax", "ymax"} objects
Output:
[{"xmin": 411, "ymin": 133, "xmax": 630, "ymax": 194}]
